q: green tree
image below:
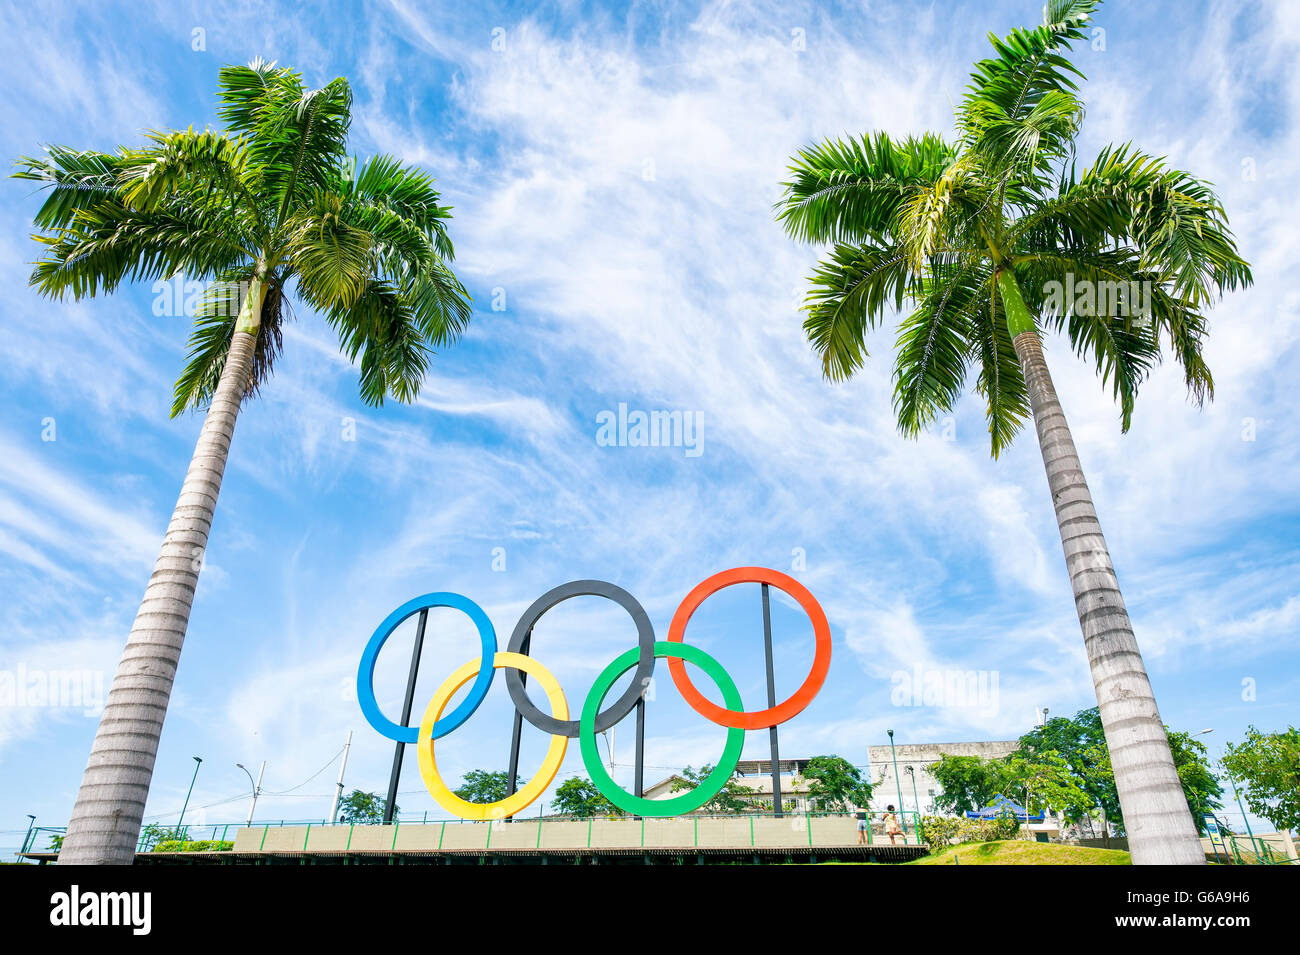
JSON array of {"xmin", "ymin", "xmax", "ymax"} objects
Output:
[
  {"xmin": 17, "ymin": 60, "xmax": 472, "ymax": 865},
  {"xmin": 453, "ymin": 770, "xmax": 519, "ymax": 804},
  {"xmin": 1001, "ymin": 751, "xmax": 1095, "ymax": 823},
  {"xmin": 1019, "ymin": 707, "xmax": 1115, "ymax": 820},
  {"xmin": 671, "ymin": 765, "xmax": 756, "ymax": 813},
  {"xmin": 1167, "ymin": 731, "xmax": 1225, "ymax": 832},
  {"xmin": 775, "ymin": 0, "xmax": 1250, "ymax": 865},
  {"xmin": 1019, "ymin": 707, "xmax": 1222, "ymax": 834},
  {"xmin": 551, "ymin": 777, "xmax": 620, "ymax": 818},
  {"xmin": 138, "ymin": 823, "xmax": 171, "ymax": 851},
  {"xmin": 1220, "ymin": 726, "xmax": 1300, "ymax": 833},
  {"xmin": 338, "ymin": 790, "xmax": 392, "ymax": 825},
  {"xmin": 800, "ymin": 755, "xmax": 873, "ymax": 811},
  {"xmin": 928, "ymin": 754, "xmax": 1012, "ymax": 815}
]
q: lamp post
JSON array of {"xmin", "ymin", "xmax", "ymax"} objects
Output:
[
  {"xmin": 1226, "ymin": 771, "xmax": 1261, "ymax": 860},
  {"xmin": 237, "ymin": 761, "xmax": 265, "ymax": 827},
  {"xmin": 1188, "ymin": 728, "xmax": 1214, "ymax": 838},
  {"xmin": 905, "ymin": 765, "xmax": 920, "ymax": 822},
  {"xmin": 330, "ymin": 732, "xmax": 352, "ymax": 824},
  {"xmin": 174, "ymin": 756, "xmax": 203, "ymax": 841},
  {"xmin": 887, "ymin": 730, "xmax": 907, "ymax": 837}
]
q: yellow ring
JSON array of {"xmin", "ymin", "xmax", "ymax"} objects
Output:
[{"xmin": 416, "ymin": 651, "xmax": 568, "ymax": 821}]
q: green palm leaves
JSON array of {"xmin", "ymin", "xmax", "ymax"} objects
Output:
[
  {"xmin": 776, "ymin": 0, "xmax": 1251, "ymax": 456},
  {"xmin": 14, "ymin": 59, "xmax": 471, "ymax": 416}
]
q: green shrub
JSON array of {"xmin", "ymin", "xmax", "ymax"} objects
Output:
[
  {"xmin": 152, "ymin": 839, "xmax": 233, "ymax": 853},
  {"xmin": 919, "ymin": 815, "xmax": 962, "ymax": 846},
  {"xmin": 918, "ymin": 814, "xmax": 1022, "ymax": 845},
  {"xmin": 986, "ymin": 813, "xmax": 1023, "ymax": 841},
  {"xmin": 952, "ymin": 814, "xmax": 1023, "ymax": 843}
]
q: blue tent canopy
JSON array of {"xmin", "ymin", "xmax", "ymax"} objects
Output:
[{"xmin": 965, "ymin": 793, "xmax": 1044, "ymax": 822}]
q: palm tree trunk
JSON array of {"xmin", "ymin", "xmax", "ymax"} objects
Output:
[
  {"xmin": 1001, "ymin": 272, "xmax": 1204, "ymax": 864},
  {"xmin": 1016, "ymin": 331, "xmax": 1204, "ymax": 864},
  {"xmin": 59, "ymin": 280, "xmax": 265, "ymax": 864}
]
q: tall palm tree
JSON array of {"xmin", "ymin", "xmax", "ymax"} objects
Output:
[
  {"xmin": 776, "ymin": 0, "xmax": 1250, "ymax": 864},
  {"xmin": 14, "ymin": 60, "xmax": 472, "ymax": 864}
]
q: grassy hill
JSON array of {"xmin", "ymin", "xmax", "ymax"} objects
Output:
[{"xmin": 911, "ymin": 840, "xmax": 1131, "ymax": 865}]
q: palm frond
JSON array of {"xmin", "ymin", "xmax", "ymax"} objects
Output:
[
  {"xmin": 19, "ymin": 59, "xmax": 474, "ymax": 416},
  {"xmin": 28, "ymin": 198, "xmax": 252, "ymax": 300},
  {"xmin": 325, "ymin": 279, "xmax": 429, "ymax": 406},
  {"xmin": 965, "ymin": 270, "xmax": 1029, "ymax": 456},
  {"xmin": 776, "ymin": 132, "xmax": 961, "ymax": 245},
  {"xmin": 118, "ymin": 128, "xmax": 262, "ymax": 226},
  {"xmin": 11, "ymin": 145, "xmax": 127, "ymax": 229},
  {"xmin": 892, "ymin": 261, "xmax": 981, "ymax": 436},
  {"xmin": 171, "ymin": 271, "xmax": 287, "ymax": 416},
  {"xmin": 958, "ymin": 1, "xmax": 1097, "ymax": 186},
  {"xmin": 778, "ymin": 0, "xmax": 1252, "ymax": 453},
  {"xmin": 216, "ymin": 59, "xmax": 291, "ymax": 136},
  {"xmin": 1012, "ymin": 249, "xmax": 1172, "ymax": 426},
  {"xmin": 800, "ymin": 242, "xmax": 914, "ymax": 381},
  {"xmin": 286, "ymin": 192, "xmax": 374, "ymax": 310},
  {"xmin": 345, "ymin": 154, "xmax": 456, "ymax": 259},
  {"xmin": 403, "ymin": 258, "xmax": 473, "ymax": 347},
  {"xmin": 218, "ymin": 61, "xmax": 353, "ymax": 225}
]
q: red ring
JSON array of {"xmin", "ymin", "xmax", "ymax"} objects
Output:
[{"xmin": 666, "ymin": 567, "xmax": 831, "ymax": 730}]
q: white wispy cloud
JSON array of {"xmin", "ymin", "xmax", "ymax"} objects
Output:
[{"xmin": 1, "ymin": 0, "xmax": 1296, "ymax": 831}]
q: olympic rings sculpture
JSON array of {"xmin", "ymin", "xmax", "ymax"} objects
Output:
[{"xmin": 356, "ymin": 566, "xmax": 831, "ymax": 820}]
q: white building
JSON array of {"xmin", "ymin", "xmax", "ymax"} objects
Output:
[
  {"xmin": 866, "ymin": 740, "xmax": 1019, "ymax": 815},
  {"xmin": 641, "ymin": 743, "xmax": 1021, "ymax": 818},
  {"xmin": 642, "ymin": 758, "xmax": 820, "ymax": 813}
]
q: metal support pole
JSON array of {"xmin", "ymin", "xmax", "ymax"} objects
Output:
[
  {"xmin": 1229, "ymin": 774, "xmax": 1261, "ymax": 860},
  {"xmin": 888, "ymin": 730, "xmax": 906, "ymax": 836},
  {"xmin": 330, "ymin": 734, "xmax": 351, "ymax": 824},
  {"xmin": 384, "ymin": 608, "xmax": 428, "ymax": 825},
  {"xmin": 22, "ymin": 815, "xmax": 35, "ymax": 858},
  {"xmin": 175, "ymin": 756, "xmax": 203, "ymax": 840},
  {"xmin": 761, "ymin": 583, "xmax": 782, "ymax": 817},
  {"xmin": 246, "ymin": 760, "xmax": 266, "ymax": 826},
  {"xmin": 506, "ymin": 629, "xmax": 531, "ymax": 817},
  {"xmin": 634, "ymin": 697, "xmax": 645, "ymax": 798}
]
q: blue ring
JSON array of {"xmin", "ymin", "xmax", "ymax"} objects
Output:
[{"xmin": 357, "ymin": 592, "xmax": 497, "ymax": 743}]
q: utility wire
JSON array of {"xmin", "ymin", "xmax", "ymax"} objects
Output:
[
  {"xmin": 135, "ymin": 744, "xmax": 348, "ymax": 823},
  {"xmin": 262, "ymin": 745, "xmax": 346, "ymax": 795}
]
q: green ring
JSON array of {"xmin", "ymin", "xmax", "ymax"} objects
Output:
[{"xmin": 580, "ymin": 640, "xmax": 744, "ymax": 817}]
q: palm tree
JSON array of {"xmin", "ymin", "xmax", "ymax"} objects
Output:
[
  {"xmin": 776, "ymin": 0, "xmax": 1250, "ymax": 864},
  {"xmin": 14, "ymin": 60, "xmax": 472, "ymax": 864}
]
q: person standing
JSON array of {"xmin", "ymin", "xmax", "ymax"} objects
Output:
[
  {"xmin": 883, "ymin": 805, "xmax": 903, "ymax": 845},
  {"xmin": 853, "ymin": 804, "xmax": 869, "ymax": 845}
]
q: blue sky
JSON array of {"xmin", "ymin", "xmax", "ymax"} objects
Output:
[{"xmin": 1, "ymin": 0, "xmax": 1297, "ymax": 847}]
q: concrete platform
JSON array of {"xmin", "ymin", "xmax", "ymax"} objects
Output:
[{"xmin": 19, "ymin": 818, "xmax": 930, "ymax": 865}]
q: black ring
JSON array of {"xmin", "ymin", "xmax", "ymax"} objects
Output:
[{"xmin": 506, "ymin": 580, "xmax": 655, "ymax": 737}]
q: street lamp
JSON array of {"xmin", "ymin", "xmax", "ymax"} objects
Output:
[
  {"xmin": 904, "ymin": 765, "xmax": 920, "ymax": 820},
  {"xmin": 887, "ymin": 730, "xmax": 907, "ymax": 837},
  {"xmin": 1187, "ymin": 729, "xmax": 1242, "ymax": 858},
  {"xmin": 236, "ymin": 761, "xmax": 265, "ymax": 827},
  {"xmin": 174, "ymin": 756, "xmax": 203, "ymax": 841},
  {"xmin": 1201, "ymin": 730, "xmax": 1263, "ymax": 860}
]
